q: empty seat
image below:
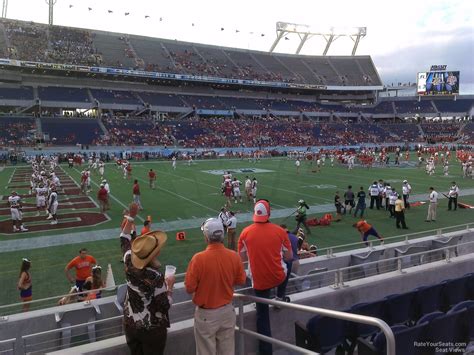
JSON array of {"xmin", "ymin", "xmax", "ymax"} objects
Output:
[
  {"xmin": 414, "ymin": 284, "xmax": 444, "ymax": 318},
  {"xmin": 348, "ymin": 300, "xmax": 387, "ymax": 340},
  {"xmin": 426, "ymin": 309, "xmax": 469, "ymax": 352},
  {"xmin": 441, "ymin": 277, "xmax": 468, "ymax": 309},
  {"xmin": 295, "ymin": 315, "xmax": 350, "ymax": 354},
  {"xmin": 384, "ymin": 291, "xmax": 417, "ymax": 325},
  {"xmin": 416, "ymin": 311, "xmax": 444, "ymax": 325}
]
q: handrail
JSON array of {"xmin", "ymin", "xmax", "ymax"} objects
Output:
[
  {"xmin": 1, "ymin": 232, "xmax": 471, "ymax": 313},
  {"xmin": 21, "ymin": 315, "xmax": 123, "ymax": 340},
  {"xmin": 233, "ymin": 293, "xmax": 395, "ymax": 355},
  {"xmin": 317, "ymin": 222, "xmax": 472, "ymax": 256}
]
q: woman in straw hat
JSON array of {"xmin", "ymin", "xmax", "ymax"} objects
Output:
[{"xmin": 123, "ymin": 230, "xmax": 175, "ymax": 355}]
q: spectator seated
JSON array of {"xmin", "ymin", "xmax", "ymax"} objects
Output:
[
  {"xmin": 0, "ymin": 116, "xmax": 36, "ymax": 147},
  {"xmin": 38, "ymin": 86, "xmax": 90, "ymax": 102}
]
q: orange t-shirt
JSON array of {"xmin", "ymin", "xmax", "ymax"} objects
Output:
[
  {"xmin": 141, "ymin": 225, "xmax": 151, "ymax": 235},
  {"xmin": 238, "ymin": 222, "xmax": 291, "ymax": 290},
  {"xmin": 185, "ymin": 243, "xmax": 246, "ymax": 309},
  {"xmin": 355, "ymin": 220, "xmax": 372, "ymax": 233},
  {"xmin": 66, "ymin": 255, "xmax": 97, "ymax": 281}
]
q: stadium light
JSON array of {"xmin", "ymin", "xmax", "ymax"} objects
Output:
[
  {"xmin": 270, "ymin": 21, "xmax": 367, "ymax": 55},
  {"xmin": 1, "ymin": 0, "xmax": 7, "ymax": 18},
  {"xmin": 45, "ymin": 0, "xmax": 57, "ymax": 25}
]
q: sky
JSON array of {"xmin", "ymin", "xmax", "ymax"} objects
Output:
[{"xmin": 4, "ymin": 0, "xmax": 474, "ymax": 93}]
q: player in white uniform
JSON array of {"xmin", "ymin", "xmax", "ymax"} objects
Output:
[
  {"xmin": 348, "ymin": 155, "xmax": 355, "ymax": 170},
  {"xmin": 329, "ymin": 154, "xmax": 335, "ymax": 167},
  {"xmin": 443, "ymin": 162, "xmax": 449, "ymax": 176},
  {"xmin": 123, "ymin": 162, "xmax": 128, "ymax": 179},
  {"xmin": 251, "ymin": 177, "xmax": 258, "ymax": 204},
  {"xmin": 35, "ymin": 183, "xmax": 49, "ymax": 216},
  {"xmin": 295, "ymin": 159, "xmax": 301, "ymax": 174},
  {"xmin": 50, "ymin": 172, "xmax": 60, "ymax": 188},
  {"xmin": 172, "ymin": 156, "xmax": 177, "ymax": 170},
  {"xmin": 98, "ymin": 161, "xmax": 105, "ymax": 178},
  {"xmin": 85, "ymin": 169, "xmax": 91, "ymax": 192},
  {"xmin": 232, "ymin": 178, "xmax": 242, "ymax": 203},
  {"xmin": 9, "ymin": 192, "xmax": 28, "ymax": 232},
  {"xmin": 244, "ymin": 176, "xmax": 252, "ymax": 202},
  {"xmin": 47, "ymin": 186, "xmax": 59, "ymax": 224}
]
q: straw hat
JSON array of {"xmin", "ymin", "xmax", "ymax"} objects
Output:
[{"xmin": 131, "ymin": 230, "xmax": 167, "ymax": 269}]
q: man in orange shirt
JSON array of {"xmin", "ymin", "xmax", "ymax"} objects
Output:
[
  {"xmin": 185, "ymin": 218, "xmax": 246, "ymax": 355},
  {"xmin": 64, "ymin": 248, "xmax": 97, "ymax": 291},
  {"xmin": 238, "ymin": 200, "xmax": 293, "ymax": 355},
  {"xmin": 148, "ymin": 169, "xmax": 157, "ymax": 189},
  {"xmin": 353, "ymin": 220, "xmax": 384, "ymax": 246}
]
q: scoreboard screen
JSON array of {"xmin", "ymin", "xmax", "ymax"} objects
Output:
[{"xmin": 417, "ymin": 71, "xmax": 460, "ymax": 95}]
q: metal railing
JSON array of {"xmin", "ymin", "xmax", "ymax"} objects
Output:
[
  {"xmin": 1, "ymin": 226, "xmax": 471, "ymax": 315},
  {"xmin": 317, "ymin": 222, "xmax": 472, "ymax": 258},
  {"xmin": 21, "ymin": 316, "xmax": 123, "ymax": 354},
  {"xmin": 233, "ymin": 293, "xmax": 395, "ymax": 355},
  {"xmin": 0, "ymin": 338, "xmax": 16, "ymax": 355}
]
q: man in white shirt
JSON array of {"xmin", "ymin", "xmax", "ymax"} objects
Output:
[
  {"xmin": 448, "ymin": 182, "xmax": 459, "ymax": 211},
  {"xmin": 402, "ymin": 180, "xmax": 412, "ymax": 209},
  {"xmin": 426, "ymin": 187, "xmax": 438, "ymax": 222}
]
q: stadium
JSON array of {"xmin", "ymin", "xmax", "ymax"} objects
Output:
[{"xmin": 0, "ymin": 1, "xmax": 473, "ymax": 354}]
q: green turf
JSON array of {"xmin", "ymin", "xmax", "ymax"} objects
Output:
[{"xmin": 0, "ymin": 157, "xmax": 473, "ymax": 310}]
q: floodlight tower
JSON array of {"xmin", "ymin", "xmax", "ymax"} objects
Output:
[
  {"xmin": 1, "ymin": 0, "xmax": 7, "ymax": 18},
  {"xmin": 45, "ymin": 0, "xmax": 57, "ymax": 25},
  {"xmin": 269, "ymin": 21, "xmax": 367, "ymax": 55}
]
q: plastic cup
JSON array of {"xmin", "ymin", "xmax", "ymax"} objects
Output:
[{"xmin": 165, "ymin": 265, "xmax": 176, "ymax": 278}]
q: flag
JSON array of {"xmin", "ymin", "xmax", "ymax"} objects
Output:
[{"xmin": 105, "ymin": 264, "xmax": 116, "ymax": 289}]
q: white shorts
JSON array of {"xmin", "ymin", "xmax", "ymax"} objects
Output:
[
  {"xmin": 233, "ymin": 188, "xmax": 241, "ymax": 197},
  {"xmin": 49, "ymin": 202, "xmax": 58, "ymax": 215},
  {"xmin": 99, "ymin": 168, "xmax": 104, "ymax": 175},
  {"xmin": 11, "ymin": 208, "xmax": 22, "ymax": 221},
  {"xmin": 251, "ymin": 188, "xmax": 257, "ymax": 197},
  {"xmin": 36, "ymin": 197, "xmax": 46, "ymax": 207}
]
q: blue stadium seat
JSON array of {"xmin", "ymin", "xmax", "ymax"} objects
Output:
[
  {"xmin": 426, "ymin": 309, "xmax": 469, "ymax": 351},
  {"xmin": 416, "ymin": 311, "xmax": 444, "ymax": 325},
  {"xmin": 298, "ymin": 315, "xmax": 350, "ymax": 353},
  {"xmin": 448, "ymin": 300, "xmax": 474, "ymax": 313},
  {"xmin": 414, "ymin": 283, "xmax": 444, "ymax": 318},
  {"xmin": 382, "ymin": 323, "xmax": 427, "ymax": 355},
  {"xmin": 348, "ymin": 300, "xmax": 387, "ymax": 340},
  {"xmin": 465, "ymin": 273, "xmax": 474, "ymax": 299},
  {"xmin": 441, "ymin": 277, "xmax": 468, "ymax": 309},
  {"xmin": 384, "ymin": 291, "xmax": 417, "ymax": 325}
]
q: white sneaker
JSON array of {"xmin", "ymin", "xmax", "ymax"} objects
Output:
[
  {"xmin": 13, "ymin": 227, "xmax": 19, "ymax": 232},
  {"xmin": 50, "ymin": 220, "xmax": 58, "ymax": 225},
  {"xmin": 20, "ymin": 226, "xmax": 28, "ymax": 232},
  {"xmin": 46, "ymin": 214, "xmax": 53, "ymax": 220}
]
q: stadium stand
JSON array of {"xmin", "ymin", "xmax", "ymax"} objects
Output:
[
  {"xmin": 41, "ymin": 117, "xmax": 102, "ymax": 145},
  {"xmin": 0, "ymin": 86, "xmax": 34, "ymax": 101},
  {"xmin": 394, "ymin": 99, "xmax": 436, "ymax": 114},
  {"xmin": 0, "ymin": 116, "xmax": 35, "ymax": 146},
  {"xmin": 38, "ymin": 86, "xmax": 90, "ymax": 103}
]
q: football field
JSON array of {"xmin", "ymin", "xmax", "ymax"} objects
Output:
[{"xmin": 0, "ymin": 156, "xmax": 473, "ymax": 310}]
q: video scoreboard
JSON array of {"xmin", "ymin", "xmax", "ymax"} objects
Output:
[{"xmin": 417, "ymin": 65, "xmax": 459, "ymax": 96}]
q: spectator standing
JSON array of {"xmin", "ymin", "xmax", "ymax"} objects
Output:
[
  {"xmin": 394, "ymin": 195, "xmax": 408, "ymax": 229},
  {"xmin": 132, "ymin": 179, "xmax": 143, "ymax": 210},
  {"xmin": 448, "ymin": 182, "xmax": 459, "ymax": 211},
  {"xmin": 123, "ymin": 231, "xmax": 174, "ymax": 355},
  {"xmin": 97, "ymin": 184, "xmax": 108, "ymax": 213},
  {"xmin": 185, "ymin": 218, "xmax": 246, "ymax": 355},
  {"xmin": 64, "ymin": 248, "xmax": 97, "ymax": 291},
  {"xmin": 426, "ymin": 187, "xmax": 438, "ymax": 222},
  {"xmin": 141, "ymin": 218, "xmax": 152, "ymax": 236},
  {"xmin": 353, "ymin": 186, "xmax": 367, "ymax": 218},
  {"xmin": 226, "ymin": 211, "xmax": 237, "ymax": 250},
  {"xmin": 84, "ymin": 265, "xmax": 105, "ymax": 300},
  {"xmin": 402, "ymin": 180, "xmax": 412, "ymax": 209},
  {"xmin": 17, "ymin": 258, "xmax": 32, "ymax": 312},
  {"xmin": 238, "ymin": 200, "xmax": 293, "ymax": 355},
  {"xmin": 148, "ymin": 169, "xmax": 157, "ymax": 189},
  {"xmin": 277, "ymin": 225, "xmax": 300, "ymax": 299}
]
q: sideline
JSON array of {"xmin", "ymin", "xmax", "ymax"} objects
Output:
[{"xmin": 1, "ymin": 188, "xmax": 474, "ymax": 253}]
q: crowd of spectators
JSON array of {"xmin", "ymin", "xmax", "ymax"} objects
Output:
[
  {"xmin": 48, "ymin": 27, "xmax": 99, "ymax": 66},
  {"xmin": 0, "ymin": 118, "xmax": 36, "ymax": 147},
  {"xmin": 4, "ymin": 20, "xmax": 48, "ymax": 62}
]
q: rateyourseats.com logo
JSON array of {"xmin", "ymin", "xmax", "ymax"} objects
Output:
[{"xmin": 414, "ymin": 342, "xmax": 467, "ymax": 353}]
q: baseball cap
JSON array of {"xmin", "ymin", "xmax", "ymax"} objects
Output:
[
  {"xmin": 253, "ymin": 199, "xmax": 270, "ymax": 223},
  {"xmin": 201, "ymin": 218, "xmax": 224, "ymax": 241}
]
